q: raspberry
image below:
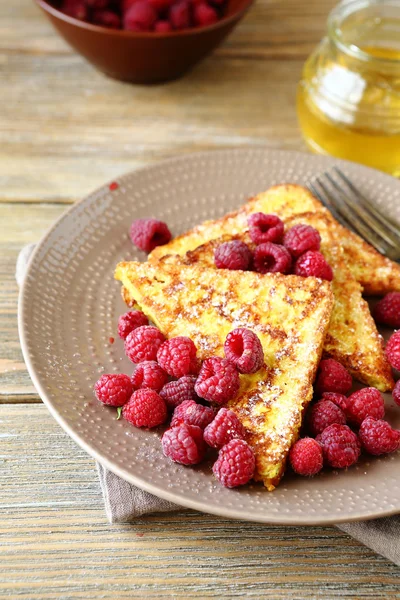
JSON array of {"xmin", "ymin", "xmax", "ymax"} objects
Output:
[
  {"xmin": 203, "ymin": 407, "xmax": 246, "ymax": 449},
  {"xmin": 157, "ymin": 336, "xmax": 198, "ymax": 378},
  {"xmin": 159, "ymin": 375, "xmax": 198, "ymax": 409},
  {"xmin": 359, "ymin": 417, "xmax": 400, "ymax": 456},
  {"xmin": 321, "ymin": 392, "xmax": 348, "ymax": 412},
  {"xmin": 392, "ymin": 380, "xmax": 400, "ymax": 407},
  {"xmin": 247, "ymin": 213, "xmax": 284, "ymax": 245},
  {"xmin": 171, "ymin": 400, "xmax": 215, "ymax": 429},
  {"xmin": 195, "ymin": 357, "xmax": 240, "ymax": 405},
  {"xmin": 169, "ymin": 1, "xmax": 191, "ymax": 29},
  {"xmin": 123, "ymin": 389, "xmax": 167, "ymax": 428},
  {"xmin": 94, "ymin": 374, "xmax": 133, "ymax": 407},
  {"xmin": 307, "ymin": 400, "xmax": 346, "ymax": 436},
  {"xmin": 193, "ymin": 3, "xmax": 218, "ymax": 26},
  {"xmin": 373, "ymin": 293, "xmax": 400, "ymax": 328},
  {"xmin": 315, "ymin": 359, "xmax": 352, "ymax": 395},
  {"xmin": 162, "ymin": 424, "xmax": 206, "ymax": 465},
  {"xmin": 289, "ymin": 438, "xmax": 323, "ymax": 476},
  {"xmin": 283, "ymin": 224, "xmax": 321, "ymax": 258},
  {"xmin": 123, "ymin": 2, "xmax": 157, "ymax": 31},
  {"xmin": 212, "ymin": 439, "xmax": 255, "ymax": 488},
  {"xmin": 86, "ymin": 0, "xmax": 109, "ymax": 7},
  {"xmin": 224, "ymin": 328, "xmax": 264, "ymax": 374},
  {"xmin": 154, "ymin": 20, "xmax": 173, "ymax": 31},
  {"xmin": 345, "ymin": 387, "xmax": 385, "ymax": 426},
  {"xmin": 294, "ymin": 251, "xmax": 333, "ymax": 281},
  {"xmin": 316, "ymin": 424, "xmax": 360, "ymax": 468},
  {"xmin": 214, "ymin": 240, "xmax": 252, "ymax": 271},
  {"xmin": 253, "ymin": 242, "xmax": 292, "ymax": 274},
  {"xmin": 61, "ymin": 0, "xmax": 87, "ymax": 20},
  {"xmin": 124, "ymin": 326, "xmax": 166, "ymax": 363},
  {"xmin": 118, "ymin": 310, "xmax": 149, "ymax": 340},
  {"xmin": 92, "ymin": 10, "xmax": 121, "ymax": 28},
  {"xmin": 131, "ymin": 361, "xmax": 168, "ymax": 392},
  {"xmin": 130, "ymin": 218, "xmax": 171, "ymax": 253},
  {"xmin": 386, "ymin": 331, "xmax": 400, "ymax": 370}
]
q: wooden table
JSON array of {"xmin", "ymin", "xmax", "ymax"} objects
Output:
[{"xmin": 1, "ymin": 1, "xmax": 399, "ymax": 597}]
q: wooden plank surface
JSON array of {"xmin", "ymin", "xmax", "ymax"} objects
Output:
[
  {"xmin": 1, "ymin": 404, "xmax": 399, "ymax": 599},
  {"xmin": 2, "ymin": 0, "xmax": 399, "ymax": 596}
]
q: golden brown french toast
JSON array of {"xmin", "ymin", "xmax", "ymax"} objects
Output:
[
  {"xmin": 147, "ymin": 213, "xmax": 393, "ymax": 391},
  {"xmin": 149, "ymin": 184, "xmax": 400, "ymax": 295},
  {"xmin": 115, "ymin": 260, "xmax": 334, "ymax": 490}
]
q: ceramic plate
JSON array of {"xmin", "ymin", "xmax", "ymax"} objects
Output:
[{"xmin": 19, "ymin": 148, "xmax": 400, "ymax": 524}]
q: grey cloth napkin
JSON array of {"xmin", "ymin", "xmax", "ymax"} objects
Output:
[{"xmin": 17, "ymin": 245, "xmax": 399, "ymax": 566}]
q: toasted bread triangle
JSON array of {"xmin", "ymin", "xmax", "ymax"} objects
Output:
[
  {"xmin": 115, "ymin": 260, "xmax": 334, "ymax": 490},
  {"xmin": 149, "ymin": 184, "xmax": 400, "ymax": 295}
]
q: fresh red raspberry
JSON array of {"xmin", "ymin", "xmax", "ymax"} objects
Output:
[
  {"xmin": 154, "ymin": 20, "xmax": 173, "ymax": 31},
  {"xmin": 123, "ymin": 2, "xmax": 157, "ymax": 31},
  {"xmin": 345, "ymin": 387, "xmax": 385, "ymax": 426},
  {"xmin": 373, "ymin": 293, "xmax": 400, "ymax": 328},
  {"xmin": 123, "ymin": 389, "xmax": 167, "ymax": 428},
  {"xmin": 283, "ymin": 224, "xmax": 321, "ymax": 258},
  {"xmin": 253, "ymin": 242, "xmax": 292, "ymax": 274},
  {"xmin": 315, "ymin": 359, "xmax": 352, "ymax": 395},
  {"xmin": 247, "ymin": 213, "xmax": 284, "ymax": 245},
  {"xmin": 195, "ymin": 357, "xmax": 240, "ymax": 405},
  {"xmin": 131, "ymin": 361, "xmax": 168, "ymax": 392},
  {"xmin": 224, "ymin": 328, "xmax": 264, "ymax": 374},
  {"xmin": 157, "ymin": 336, "xmax": 198, "ymax": 378},
  {"xmin": 386, "ymin": 331, "xmax": 400, "ymax": 370},
  {"xmin": 214, "ymin": 240, "xmax": 252, "ymax": 271},
  {"xmin": 61, "ymin": 0, "xmax": 88, "ymax": 20},
  {"xmin": 392, "ymin": 380, "xmax": 400, "ymax": 407},
  {"xmin": 316, "ymin": 424, "xmax": 360, "ymax": 468},
  {"xmin": 359, "ymin": 417, "xmax": 400, "ymax": 456},
  {"xmin": 124, "ymin": 326, "xmax": 166, "ymax": 363},
  {"xmin": 130, "ymin": 218, "xmax": 171, "ymax": 252},
  {"xmin": 122, "ymin": 0, "xmax": 136, "ymax": 11},
  {"xmin": 294, "ymin": 250, "xmax": 333, "ymax": 281},
  {"xmin": 212, "ymin": 439, "xmax": 255, "ymax": 488},
  {"xmin": 203, "ymin": 407, "xmax": 246, "ymax": 449},
  {"xmin": 171, "ymin": 400, "xmax": 215, "ymax": 429},
  {"xmin": 162, "ymin": 424, "xmax": 206, "ymax": 465},
  {"xmin": 289, "ymin": 438, "xmax": 323, "ymax": 476},
  {"xmin": 86, "ymin": 0, "xmax": 109, "ymax": 8},
  {"xmin": 118, "ymin": 310, "xmax": 149, "ymax": 340},
  {"xmin": 92, "ymin": 10, "xmax": 121, "ymax": 28},
  {"xmin": 193, "ymin": 3, "xmax": 218, "ymax": 26},
  {"xmin": 321, "ymin": 392, "xmax": 348, "ymax": 412},
  {"xmin": 94, "ymin": 373, "xmax": 133, "ymax": 407},
  {"xmin": 159, "ymin": 375, "xmax": 198, "ymax": 409},
  {"xmin": 169, "ymin": 1, "xmax": 191, "ymax": 29},
  {"xmin": 307, "ymin": 400, "xmax": 346, "ymax": 436}
]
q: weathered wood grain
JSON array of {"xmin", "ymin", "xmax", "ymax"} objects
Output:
[
  {"xmin": 0, "ymin": 0, "xmax": 336, "ymax": 205},
  {"xmin": 1, "ymin": 404, "xmax": 399, "ymax": 599}
]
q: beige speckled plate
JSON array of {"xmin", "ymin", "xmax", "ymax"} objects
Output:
[{"xmin": 19, "ymin": 148, "xmax": 400, "ymax": 525}]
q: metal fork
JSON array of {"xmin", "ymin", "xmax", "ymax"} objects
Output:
[{"xmin": 307, "ymin": 167, "xmax": 400, "ymax": 261}]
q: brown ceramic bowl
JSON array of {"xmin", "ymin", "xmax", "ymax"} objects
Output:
[{"xmin": 34, "ymin": 0, "xmax": 254, "ymax": 83}]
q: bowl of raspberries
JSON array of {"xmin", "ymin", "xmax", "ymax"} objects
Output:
[{"xmin": 34, "ymin": 0, "xmax": 254, "ymax": 82}]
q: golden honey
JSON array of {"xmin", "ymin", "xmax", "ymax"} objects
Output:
[{"xmin": 297, "ymin": 0, "xmax": 400, "ymax": 176}]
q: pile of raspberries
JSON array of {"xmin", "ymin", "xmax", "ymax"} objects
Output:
[
  {"xmin": 94, "ymin": 313, "xmax": 265, "ymax": 488},
  {"xmin": 59, "ymin": 0, "xmax": 226, "ymax": 31},
  {"xmin": 289, "ymin": 358, "xmax": 400, "ymax": 476}
]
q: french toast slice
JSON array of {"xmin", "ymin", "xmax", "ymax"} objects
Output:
[
  {"xmin": 145, "ymin": 212, "xmax": 394, "ymax": 391},
  {"xmin": 149, "ymin": 184, "xmax": 400, "ymax": 294},
  {"xmin": 115, "ymin": 260, "xmax": 334, "ymax": 490}
]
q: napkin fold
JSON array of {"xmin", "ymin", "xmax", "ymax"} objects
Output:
[{"xmin": 17, "ymin": 246, "xmax": 399, "ymax": 567}]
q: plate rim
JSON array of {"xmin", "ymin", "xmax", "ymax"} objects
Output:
[{"xmin": 18, "ymin": 147, "xmax": 400, "ymax": 525}]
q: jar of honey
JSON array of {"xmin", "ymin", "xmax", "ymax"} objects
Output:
[{"xmin": 297, "ymin": 0, "xmax": 400, "ymax": 176}]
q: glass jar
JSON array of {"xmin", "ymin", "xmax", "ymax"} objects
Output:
[{"xmin": 297, "ymin": 0, "xmax": 400, "ymax": 176}]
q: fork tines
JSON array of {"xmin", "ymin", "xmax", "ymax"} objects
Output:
[{"xmin": 307, "ymin": 168, "xmax": 400, "ymax": 261}]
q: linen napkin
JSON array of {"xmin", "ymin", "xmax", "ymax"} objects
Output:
[{"xmin": 17, "ymin": 245, "xmax": 400, "ymax": 566}]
